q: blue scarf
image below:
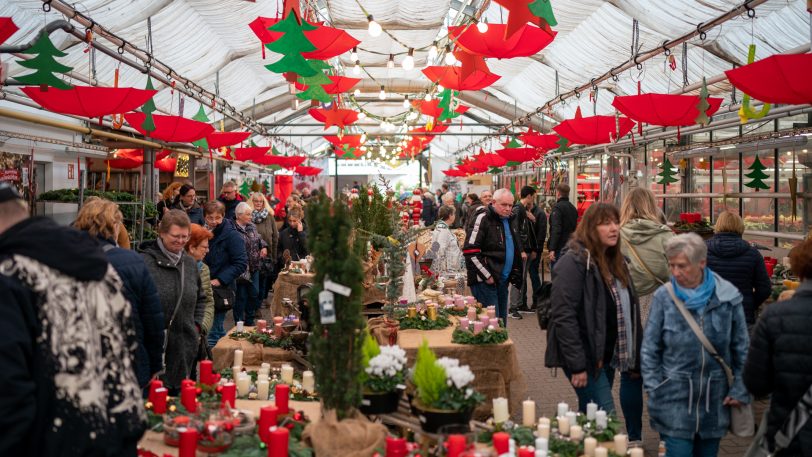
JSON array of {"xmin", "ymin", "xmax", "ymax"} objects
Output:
[{"xmin": 671, "ymin": 267, "xmax": 715, "ymax": 311}]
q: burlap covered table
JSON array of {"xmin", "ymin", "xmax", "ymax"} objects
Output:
[
  {"xmin": 369, "ymin": 317, "xmax": 524, "ymax": 419},
  {"xmin": 211, "ymin": 326, "xmax": 299, "ymax": 371},
  {"xmin": 137, "ymin": 399, "xmax": 321, "ymax": 456},
  {"xmin": 270, "ymin": 271, "xmax": 387, "ymax": 317}
]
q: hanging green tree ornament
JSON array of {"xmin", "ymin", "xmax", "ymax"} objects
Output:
[
  {"xmin": 505, "ymin": 137, "xmax": 523, "ymax": 149},
  {"xmin": 695, "ymin": 77, "xmax": 711, "ymax": 126},
  {"xmin": 13, "ymin": 34, "xmax": 73, "ymax": 90},
  {"xmin": 296, "ymin": 60, "xmax": 333, "ymax": 103},
  {"xmin": 657, "ymin": 157, "xmax": 679, "ymax": 185},
  {"xmin": 239, "ymin": 179, "xmax": 252, "ymax": 198},
  {"xmin": 744, "ymin": 155, "xmax": 770, "ymax": 191},
  {"xmin": 437, "ymin": 89, "xmax": 462, "ymax": 122},
  {"xmin": 262, "ymin": 178, "xmax": 271, "ymax": 194},
  {"xmin": 265, "ymin": 13, "xmax": 319, "ymax": 78},
  {"xmin": 738, "ymin": 44, "xmax": 771, "ymax": 123},
  {"xmin": 140, "ymin": 77, "xmax": 158, "ymax": 133},
  {"xmin": 191, "ymin": 105, "xmax": 211, "ymax": 150},
  {"xmin": 528, "ymin": 0, "xmax": 558, "ymax": 28},
  {"xmin": 554, "ymin": 135, "xmax": 570, "ymax": 153}
]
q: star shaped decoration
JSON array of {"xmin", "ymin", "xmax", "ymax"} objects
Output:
[
  {"xmin": 494, "ymin": 0, "xmax": 555, "ymax": 40},
  {"xmin": 453, "ymin": 49, "xmax": 491, "ymax": 81},
  {"xmin": 319, "ymin": 105, "xmax": 358, "ymax": 130},
  {"xmin": 283, "ymin": 0, "xmax": 302, "ymax": 23}
]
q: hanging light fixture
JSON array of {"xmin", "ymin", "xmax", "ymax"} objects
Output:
[
  {"xmin": 444, "ymin": 45, "xmax": 456, "ymax": 65},
  {"xmin": 367, "ymin": 15, "xmax": 382, "ymax": 37},
  {"xmin": 350, "ymin": 46, "xmax": 358, "ymax": 62},
  {"xmin": 353, "ymin": 61, "xmax": 361, "ymax": 75},
  {"xmin": 387, "ymin": 54, "xmax": 395, "ymax": 69},
  {"xmin": 477, "ymin": 18, "xmax": 489, "ymax": 33},
  {"xmin": 379, "ymin": 85, "xmax": 387, "ymax": 100},
  {"xmin": 353, "ymin": 88, "xmax": 361, "ymax": 97},
  {"xmin": 402, "ymin": 48, "xmax": 415, "ymax": 70},
  {"xmin": 428, "ymin": 41, "xmax": 438, "ymax": 61}
]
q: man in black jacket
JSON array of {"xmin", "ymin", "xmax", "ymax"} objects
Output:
[
  {"xmin": 463, "ymin": 188, "xmax": 523, "ymax": 325},
  {"xmin": 0, "ymin": 184, "xmax": 145, "ymax": 456},
  {"xmin": 508, "ymin": 186, "xmax": 540, "ymax": 318},
  {"xmin": 529, "ymin": 197, "xmax": 548, "ymax": 305},
  {"xmin": 548, "ymin": 183, "xmax": 578, "ymax": 270}
]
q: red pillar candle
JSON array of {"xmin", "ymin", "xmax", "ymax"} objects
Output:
[
  {"xmin": 267, "ymin": 426, "xmax": 289, "ymax": 457},
  {"xmin": 152, "ymin": 387, "xmax": 168, "ymax": 414},
  {"xmin": 446, "ymin": 435, "xmax": 466, "ymax": 457},
  {"xmin": 148, "ymin": 379, "xmax": 163, "ymax": 405},
  {"xmin": 199, "ymin": 360, "xmax": 214, "ymax": 385},
  {"xmin": 181, "ymin": 379, "xmax": 196, "ymax": 391},
  {"xmin": 258, "ymin": 405, "xmax": 279, "ymax": 443},
  {"xmin": 492, "ymin": 432, "xmax": 510, "ymax": 455},
  {"xmin": 386, "ymin": 436, "xmax": 408, "ymax": 457},
  {"xmin": 181, "ymin": 385, "xmax": 197, "ymax": 413},
  {"xmin": 178, "ymin": 427, "xmax": 198, "ymax": 457},
  {"xmin": 221, "ymin": 382, "xmax": 236, "ymax": 408},
  {"xmin": 275, "ymin": 384, "xmax": 290, "ymax": 415},
  {"xmin": 517, "ymin": 446, "xmax": 535, "ymax": 457}
]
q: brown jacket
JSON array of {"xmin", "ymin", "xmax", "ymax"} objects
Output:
[{"xmin": 254, "ymin": 215, "xmax": 280, "ymax": 261}]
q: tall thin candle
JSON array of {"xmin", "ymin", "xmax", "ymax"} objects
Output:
[{"xmin": 275, "ymin": 384, "xmax": 290, "ymax": 414}]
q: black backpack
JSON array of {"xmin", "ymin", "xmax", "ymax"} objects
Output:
[{"xmin": 535, "ymin": 281, "xmax": 553, "ymax": 330}]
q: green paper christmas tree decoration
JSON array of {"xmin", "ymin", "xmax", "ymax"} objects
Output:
[
  {"xmin": 437, "ymin": 89, "xmax": 462, "ymax": 122},
  {"xmin": 296, "ymin": 60, "xmax": 333, "ymax": 103},
  {"xmin": 554, "ymin": 135, "xmax": 570, "ymax": 153},
  {"xmin": 265, "ymin": 13, "xmax": 319, "ymax": 78},
  {"xmin": 505, "ymin": 137, "xmax": 522, "ymax": 148},
  {"xmin": 694, "ymin": 77, "xmax": 711, "ymax": 126},
  {"xmin": 140, "ymin": 77, "xmax": 157, "ymax": 133},
  {"xmin": 744, "ymin": 155, "xmax": 770, "ymax": 191},
  {"xmin": 13, "ymin": 34, "xmax": 73, "ymax": 90},
  {"xmin": 262, "ymin": 178, "xmax": 271, "ymax": 194},
  {"xmin": 191, "ymin": 105, "xmax": 211, "ymax": 150},
  {"xmin": 529, "ymin": 0, "xmax": 558, "ymax": 27},
  {"xmin": 657, "ymin": 157, "xmax": 679, "ymax": 185},
  {"xmin": 239, "ymin": 179, "xmax": 252, "ymax": 198},
  {"xmin": 488, "ymin": 166, "xmax": 503, "ymax": 174}
]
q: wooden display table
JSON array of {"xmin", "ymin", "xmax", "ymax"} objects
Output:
[{"xmin": 270, "ymin": 271, "xmax": 386, "ymax": 317}]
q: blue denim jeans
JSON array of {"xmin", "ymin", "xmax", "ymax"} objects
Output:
[
  {"xmin": 565, "ymin": 367, "xmax": 643, "ymax": 441},
  {"xmin": 527, "ymin": 253, "xmax": 542, "ymax": 296},
  {"xmin": 208, "ymin": 311, "xmax": 226, "ymax": 348},
  {"xmin": 470, "ymin": 281, "xmax": 509, "ymax": 326},
  {"xmin": 662, "ymin": 435, "xmax": 721, "ymax": 457},
  {"xmin": 234, "ymin": 271, "xmax": 259, "ymax": 326}
]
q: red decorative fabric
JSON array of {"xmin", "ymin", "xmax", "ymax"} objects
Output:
[
  {"xmin": 294, "ymin": 75, "xmax": 361, "ymax": 94},
  {"xmin": 412, "ymin": 99, "xmax": 469, "ymax": 119},
  {"xmin": 519, "ymin": 128, "xmax": 559, "ymax": 150},
  {"xmin": 294, "ymin": 165, "xmax": 322, "ymax": 176},
  {"xmin": 553, "ymin": 108, "xmax": 635, "ymax": 145},
  {"xmin": 724, "ymin": 53, "xmax": 812, "ymax": 105},
  {"xmin": 249, "ymin": 17, "xmax": 360, "ymax": 60},
  {"xmin": 124, "ymin": 113, "xmax": 214, "ymax": 142},
  {"xmin": 205, "ymin": 131, "xmax": 251, "ymax": 149},
  {"xmin": 448, "ymin": 24, "xmax": 556, "ymax": 59},
  {"xmin": 274, "ymin": 175, "xmax": 294, "ymax": 215},
  {"xmin": 0, "ymin": 17, "xmax": 19, "ymax": 45},
  {"xmin": 155, "ymin": 156, "xmax": 177, "ymax": 173},
  {"xmin": 442, "ymin": 168, "xmax": 468, "ymax": 177},
  {"xmin": 21, "ymin": 86, "xmax": 157, "ymax": 118},
  {"xmin": 611, "ymin": 94, "xmax": 723, "ymax": 127},
  {"xmin": 105, "ymin": 149, "xmax": 170, "ymax": 169},
  {"xmin": 308, "ymin": 107, "xmax": 359, "ymax": 129},
  {"xmin": 230, "ymin": 146, "xmax": 271, "ymax": 162},
  {"xmin": 495, "ymin": 147, "xmax": 539, "ymax": 164},
  {"xmin": 493, "ymin": 0, "xmax": 555, "ymax": 40}
]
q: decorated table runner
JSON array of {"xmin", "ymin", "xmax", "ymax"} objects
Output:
[
  {"xmin": 270, "ymin": 271, "xmax": 386, "ymax": 317},
  {"xmin": 211, "ymin": 326, "xmax": 299, "ymax": 371}
]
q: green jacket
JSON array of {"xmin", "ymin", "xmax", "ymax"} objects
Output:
[{"xmin": 620, "ymin": 219, "xmax": 673, "ymax": 295}]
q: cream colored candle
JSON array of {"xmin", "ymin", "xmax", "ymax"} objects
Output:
[
  {"xmin": 257, "ymin": 379, "xmax": 270, "ymax": 400},
  {"xmin": 569, "ymin": 425, "xmax": 583, "ymax": 441},
  {"xmin": 233, "ymin": 349, "xmax": 243, "ymax": 369},
  {"xmin": 302, "ymin": 370, "xmax": 315, "ymax": 392},
  {"xmin": 538, "ymin": 417, "xmax": 551, "ymax": 427},
  {"xmin": 281, "ymin": 364, "xmax": 294, "ymax": 384},
  {"xmin": 594, "ymin": 447, "xmax": 608, "ymax": 457},
  {"xmin": 257, "ymin": 373, "xmax": 269, "ymax": 383},
  {"xmin": 536, "ymin": 423, "xmax": 550, "ymax": 439},
  {"xmin": 614, "ymin": 434, "xmax": 628, "ymax": 455},
  {"xmin": 557, "ymin": 416, "xmax": 570, "ymax": 436},
  {"xmin": 630, "ymin": 448, "xmax": 644, "ymax": 457},
  {"xmin": 583, "ymin": 437, "xmax": 597, "ymax": 457},
  {"xmin": 522, "ymin": 399, "xmax": 536, "ymax": 427},
  {"xmin": 236, "ymin": 374, "xmax": 250, "ymax": 397},
  {"xmin": 492, "ymin": 397, "xmax": 509, "ymax": 423}
]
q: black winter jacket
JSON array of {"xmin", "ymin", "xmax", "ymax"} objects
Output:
[
  {"xmin": 218, "ymin": 194, "xmax": 244, "ymax": 221},
  {"xmin": 532, "ymin": 204, "xmax": 547, "ymax": 252},
  {"xmin": 421, "ymin": 197, "xmax": 437, "ymax": 226},
  {"xmin": 462, "ymin": 205, "xmax": 523, "ymax": 288},
  {"xmin": 548, "ymin": 197, "xmax": 578, "ymax": 253},
  {"xmin": 511, "ymin": 202, "xmax": 538, "ymax": 252},
  {"xmin": 171, "ymin": 200, "xmax": 204, "ymax": 226},
  {"xmin": 0, "ymin": 217, "xmax": 145, "ymax": 457},
  {"xmin": 278, "ymin": 226, "xmax": 309, "ymax": 262},
  {"xmin": 545, "ymin": 241, "xmax": 642, "ymax": 375},
  {"xmin": 744, "ymin": 280, "xmax": 812, "ymax": 456},
  {"xmin": 205, "ymin": 218, "xmax": 248, "ymax": 288},
  {"xmin": 465, "ymin": 202, "xmax": 485, "ymax": 233},
  {"xmin": 706, "ymin": 232, "xmax": 772, "ymax": 324}
]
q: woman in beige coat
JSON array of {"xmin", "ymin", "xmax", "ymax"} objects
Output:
[{"xmin": 250, "ymin": 192, "xmax": 279, "ymax": 304}]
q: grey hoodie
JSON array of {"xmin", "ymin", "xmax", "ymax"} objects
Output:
[{"xmin": 620, "ymin": 219, "xmax": 674, "ymax": 295}]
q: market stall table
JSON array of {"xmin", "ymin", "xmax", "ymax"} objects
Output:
[
  {"xmin": 270, "ymin": 270, "xmax": 386, "ymax": 317},
  {"xmin": 211, "ymin": 326, "xmax": 304, "ymax": 371}
]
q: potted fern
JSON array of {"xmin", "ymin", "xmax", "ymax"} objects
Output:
[
  {"xmin": 410, "ymin": 341, "xmax": 484, "ymax": 433},
  {"xmin": 359, "ymin": 334, "xmax": 407, "ymax": 415}
]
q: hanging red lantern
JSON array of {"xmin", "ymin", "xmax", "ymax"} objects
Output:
[
  {"xmin": 448, "ymin": 24, "xmax": 556, "ymax": 59},
  {"xmin": 124, "ymin": 113, "xmax": 214, "ymax": 143},
  {"xmin": 611, "ymin": 94, "xmax": 723, "ymax": 126},
  {"xmin": 21, "ymin": 86, "xmax": 157, "ymax": 119},
  {"xmin": 553, "ymin": 107, "xmax": 635, "ymax": 145},
  {"xmin": 249, "ymin": 17, "xmax": 360, "ymax": 60},
  {"xmin": 724, "ymin": 53, "xmax": 812, "ymax": 105}
]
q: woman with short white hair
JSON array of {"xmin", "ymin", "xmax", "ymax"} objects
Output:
[
  {"xmin": 641, "ymin": 233, "xmax": 750, "ymax": 456},
  {"xmin": 233, "ymin": 201, "xmax": 268, "ymax": 325}
]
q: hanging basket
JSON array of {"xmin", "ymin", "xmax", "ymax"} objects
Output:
[
  {"xmin": 411, "ymin": 399, "xmax": 473, "ymax": 434},
  {"xmin": 360, "ymin": 389, "xmax": 402, "ymax": 415}
]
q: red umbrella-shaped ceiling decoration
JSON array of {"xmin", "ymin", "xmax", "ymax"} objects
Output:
[
  {"xmin": 478, "ymin": 151, "xmax": 508, "ymax": 168},
  {"xmin": 294, "ymin": 75, "xmax": 361, "ymax": 94},
  {"xmin": 443, "ymin": 168, "xmax": 468, "ymax": 177},
  {"xmin": 276, "ymin": 156, "xmax": 307, "ymax": 169},
  {"xmin": 308, "ymin": 106, "xmax": 359, "ymax": 129},
  {"xmin": 124, "ymin": 113, "xmax": 214, "ymax": 143},
  {"xmin": 229, "ymin": 146, "xmax": 271, "ymax": 162},
  {"xmin": 611, "ymin": 94, "xmax": 723, "ymax": 126},
  {"xmin": 412, "ymin": 99, "xmax": 469, "ymax": 119},
  {"xmin": 249, "ymin": 17, "xmax": 360, "ymax": 60},
  {"xmin": 495, "ymin": 147, "xmax": 539, "ymax": 165},
  {"xmin": 205, "ymin": 131, "xmax": 251, "ymax": 150},
  {"xmin": 724, "ymin": 53, "xmax": 812, "ymax": 105},
  {"xmin": 250, "ymin": 154, "xmax": 288, "ymax": 166},
  {"xmin": 519, "ymin": 128, "xmax": 560, "ymax": 150},
  {"xmin": 324, "ymin": 134, "xmax": 366, "ymax": 149},
  {"xmin": 422, "ymin": 50, "xmax": 500, "ymax": 91},
  {"xmin": 553, "ymin": 107, "xmax": 635, "ymax": 145},
  {"xmin": 155, "ymin": 156, "xmax": 177, "ymax": 173},
  {"xmin": 0, "ymin": 18, "xmax": 19, "ymax": 45},
  {"xmin": 105, "ymin": 149, "xmax": 170, "ymax": 169},
  {"xmin": 448, "ymin": 24, "xmax": 556, "ymax": 59},
  {"xmin": 294, "ymin": 165, "xmax": 322, "ymax": 176},
  {"xmin": 21, "ymin": 86, "xmax": 157, "ymax": 119},
  {"xmin": 410, "ymin": 124, "xmax": 449, "ymax": 142}
]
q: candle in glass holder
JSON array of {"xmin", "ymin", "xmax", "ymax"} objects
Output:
[
  {"xmin": 569, "ymin": 425, "xmax": 583, "ymax": 441},
  {"xmin": 459, "ymin": 317, "xmax": 470, "ymax": 330},
  {"xmin": 221, "ymin": 382, "xmax": 236, "ymax": 408},
  {"xmin": 178, "ymin": 427, "xmax": 198, "ymax": 457},
  {"xmin": 492, "ymin": 432, "xmax": 510, "ymax": 455},
  {"xmin": 302, "ymin": 370, "xmax": 315, "ymax": 392},
  {"xmin": 281, "ymin": 364, "xmax": 294, "ymax": 384},
  {"xmin": 536, "ymin": 423, "xmax": 550, "ymax": 439},
  {"xmin": 595, "ymin": 410, "xmax": 608, "ymax": 429},
  {"xmin": 236, "ymin": 321, "xmax": 244, "ymax": 332},
  {"xmin": 630, "ymin": 448, "xmax": 644, "ymax": 457},
  {"xmin": 557, "ymin": 416, "xmax": 570, "ymax": 436},
  {"xmin": 407, "ymin": 306, "xmax": 417, "ymax": 318},
  {"xmin": 467, "ymin": 306, "xmax": 477, "ymax": 321},
  {"xmin": 446, "ymin": 434, "xmax": 466, "ymax": 457},
  {"xmin": 473, "ymin": 321, "xmax": 484, "ymax": 334},
  {"xmin": 534, "ymin": 437, "xmax": 548, "ymax": 452},
  {"xmin": 267, "ymin": 426, "xmax": 289, "ymax": 457},
  {"xmin": 233, "ymin": 349, "xmax": 244, "ymax": 369},
  {"xmin": 257, "ymin": 379, "xmax": 270, "ymax": 401},
  {"xmin": 275, "ymin": 384, "xmax": 290, "ymax": 414},
  {"xmin": 236, "ymin": 373, "xmax": 251, "ymax": 397},
  {"xmin": 556, "ymin": 402, "xmax": 569, "ymax": 417},
  {"xmin": 486, "ymin": 306, "xmax": 496, "ymax": 318},
  {"xmin": 594, "ymin": 448, "xmax": 608, "ymax": 457},
  {"xmin": 614, "ymin": 434, "xmax": 628, "ymax": 455},
  {"xmin": 152, "ymin": 387, "xmax": 168, "ymax": 414},
  {"xmin": 586, "ymin": 401, "xmax": 598, "ymax": 420},
  {"xmin": 181, "ymin": 385, "xmax": 197, "ymax": 413},
  {"xmin": 522, "ymin": 399, "xmax": 536, "ymax": 427},
  {"xmin": 492, "ymin": 397, "xmax": 509, "ymax": 423},
  {"xmin": 427, "ymin": 304, "xmax": 438, "ymax": 321},
  {"xmin": 583, "ymin": 438, "xmax": 597, "ymax": 457},
  {"xmin": 256, "ymin": 319, "xmax": 267, "ymax": 332}
]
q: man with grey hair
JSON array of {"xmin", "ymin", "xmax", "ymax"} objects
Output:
[
  {"xmin": 218, "ymin": 180, "xmax": 244, "ymax": 221},
  {"xmin": 463, "ymin": 188, "xmax": 523, "ymax": 325}
]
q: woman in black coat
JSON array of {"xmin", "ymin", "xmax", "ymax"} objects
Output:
[
  {"xmin": 705, "ymin": 211, "xmax": 772, "ymax": 325},
  {"xmin": 277, "ymin": 206, "xmax": 308, "ymax": 265},
  {"xmin": 744, "ymin": 239, "xmax": 812, "ymax": 455}
]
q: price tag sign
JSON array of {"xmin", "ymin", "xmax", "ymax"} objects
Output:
[{"xmin": 318, "ymin": 290, "xmax": 336, "ymax": 324}]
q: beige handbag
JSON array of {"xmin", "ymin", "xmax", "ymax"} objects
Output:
[{"xmin": 665, "ymin": 283, "xmax": 755, "ymax": 438}]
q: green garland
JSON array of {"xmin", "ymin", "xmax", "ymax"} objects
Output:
[
  {"xmin": 451, "ymin": 327, "xmax": 508, "ymax": 345},
  {"xmin": 228, "ymin": 331, "xmax": 294, "ymax": 349},
  {"xmin": 397, "ymin": 313, "xmax": 452, "ymax": 331},
  {"xmin": 220, "ymin": 416, "xmax": 313, "ymax": 457}
]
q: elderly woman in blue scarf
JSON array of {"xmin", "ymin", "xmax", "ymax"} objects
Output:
[{"xmin": 641, "ymin": 233, "xmax": 750, "ymax": 457}]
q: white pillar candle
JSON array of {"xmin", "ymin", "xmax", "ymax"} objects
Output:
[
  {"xmin": 630, "ymin": 448, "xmax": 644, "ymax": 457},
  {"xmin": 614, "ymin": 434, "xmax": 628, "ymax": 455},
  {"xmin": 231, "ymin": 366, "xmax": 241, "ymax": 380},
  {"xmin": 583, "ymin": 437, "xmax": 597, "ymax": 457},
  {"xmin": 586, "ymin": 402, "xmax": 598, "ymax": 420},
  {"xmin": 595, "ymin": 447, "xmax": 608, "ymax": 457},
  {"xmin": 492, "ymin": 397, "xmax": 509, "ymax": 423},
  {"xmin": 236, "ymin": 321, "xmax": 244, "ymax": 332},
  {"xmin": 534, "ymin": 451, "xmax": 547, "ymax": 457},
  {"xmin": 557, "ymin": 416, "xmax": 570, "ymax": 436},
  {"xmin": 565, "ymin": 411, "xmax": 577, "ymax": 425},
  {"xmin": 281, "ymin": 364, "xmax": 294, "ymax": 384},
  {"xmin": 569, "ymin": 425, "xmax": 583, "ymax": 441},
  {"xmin": 536, "ymin": 423, "xmax": 550, "ymax": 438},
  {"xmin": 236, "ymin": 374, "xmax": 250, "ymax": 397},
  {"xmin": 257, "ymin": 379, "xmax": 270, "ymax": 400},
  {"xmin": 233, "ymin": 349, "xmax": 243, "ymax": 369},
  {"xmin": 557, "ymin": 402, "xmax": 569, "ymax": 418},
  {"xmin": 302, "ymin": 370, "xmax": 315, "ymax": 392},
  {"xmin": 595, "ymin": 410, "xmax": 608, "ymax": 429},
  {"xmin": 534, "ymin": 437, "xmax": 548, "ymax": 453},
  {"xmin": 260, "ymin": 362, "xmax": 270, "ymax": 372},
  {"xmin": 522, "ymin": 399, "xmax": 536, "ymax": 427},
  {"xmin": 508, "ymin": 438, "xmax": 516, "ymax": 457},
  {"xmin": 257, "ymin": 373, "xmax": 269, "ymax": 383},
  {"xmin": 538, "ymin": 417, "xmax": 551, "ymax": 427}
]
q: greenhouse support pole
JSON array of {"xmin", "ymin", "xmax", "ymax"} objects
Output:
[{"xmin": 334, "ymin": 155, "xmax": 338, "ymax": 196}]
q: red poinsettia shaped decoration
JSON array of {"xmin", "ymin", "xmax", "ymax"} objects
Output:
[
  {"xmin": 124, "ymin": 113, "xmax": 214, "ymax": 143},
  {"xmin": 308, "ymin": 106, "xmax": 359, "ymax": 130},
  {"xmin": 422, "ymin": 50, "xmax": 501, "ymax": 91},
  {"xmin": 324, "ymin": 134, "xmax": 366, "ymax": 149},
  {"xmin": 448, "ymin": 23, "xmax": 556, "ymax": 59},
  {"xmin": 724, "ymin": 53, "xmax": 812, "ymax": 105},
  {"xmin": 611, "ymin": 94, "xmax": 723, "ymax": 127},
  {"xmin": 249, "ymin": 17, "xmax": 360, "ymax": 60},
  {"xmin": 295, "ymin": 75, "xmax": 361, "ymax": 94},
  {"xmin": 230, "ymin": 146, "xmax": 271, "ymax": 162},
  {"xmin": 294, "ymin": 165, "xmax": 322, "ymax": 176},
  {"xmin": 409, "ymin": 123, "xmax": 450, "ymax": 143},
  {"xmin": 479, "ymin": 151, "xmax": 508, "ymax": 168},
  {"xmin": 105, "ymin": 149, "xmax": 170, "ymax": 169},
  {"xmin": 553, "ymin": 107, "xmax": 635, "ymax": 145},
  {"xmin": 442, "ymin": 168, "xmax": 468, "ymax": 177},
  {"xmin": 519, "ymin": 128, "xmax": 560, "ymax": 150},
  {"xmin": 22, "ymin": 86, "xmax": 157, "ymax": 119},
  {"xmin": 494, "ymin": 0, "xmax": 556, "ymax": 40},
  {"xmin": 0, "ymin": 17, "xmax": 19, "ymax": 45},
  {"xmin": 205, "ymin": 131, "xmax": 251, "ymax": 150}
]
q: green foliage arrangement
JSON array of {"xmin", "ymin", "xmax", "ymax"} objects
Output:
[
  {"xmin": 451, "ymin": 327, "xmax": 509, "ymax": 345},
  {"xmin": 351, "ymin": 185, "xmax": 394, "ymax": 252},
  {"xmin": 228, "ymin": 331, "xmax": 294, "ymax": 350},
  {"xmin": 413, "ymin": 341, "xmax": 446, "ymax": 407},
  {"xmin": 359, "ymin": 332, "xmax": 381, "ymax": 386},
  {"xmin": 412, "ymin": 341, "xmax": 484, "ymax": 412},
  {"xmin": 477, "ymin": 426, "xmax": 536, "ymax": 447}
]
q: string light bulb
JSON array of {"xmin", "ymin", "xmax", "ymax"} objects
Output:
[
  {"xmin": 367, "ymin": 15, "xmax": 382, "ymax": 37},
  {"xmin": 437, "ymin": 84, "xmax": 444, "ymax": 92},
  {"xmin": 402, "ymin": 48, "xmax": 415, "ymax": 70},
  {"xmin": 444, "ymin": 45, "xmax": 456, "ymax": 65},
  {"xmin": 353, "ymin": 88, "xmax": 361, "ymax": 97},
  {"xmin": 428, "ymin": 41, "xmax": 438, "ymax": 60},
  {"xmin": 424, "ymin": 92, "xmax": 432, "ymax": 102},
  {"xmin": 350, "ymin": 46, "xmax": 358, "ymax": 62},
  {"xmin": 379, "ymin": 85, "xmax": 387, "ymax": 100},
  {"xmin": 353, "ymin": 61, "xmax": 361, "ymax": 75},
  {"xmin": 387, "ymin": 54, "xmax": 395, "ymax": 69},
  {"xmin": 477, "ymin": 18, "xmax": 488, "ymax": 33},
  {"xmin": 402, "ymin": 97, "xmax": 410, "ymax": 109},
  {"xmin": 357, "ymin": 112, "xmax": 366, "ymax": 120},
  {"xmin": 360, "ymin": 132, "xmax": 367, "ymax": 143}
]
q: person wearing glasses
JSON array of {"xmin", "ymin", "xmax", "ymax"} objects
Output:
[
  {"xmin": 140, "ymin": 209, "xmax": 207, "ymax": 393},
  {"xmin": 217, "ymin": 181, "xmax": 244, "ymax": 221}
]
